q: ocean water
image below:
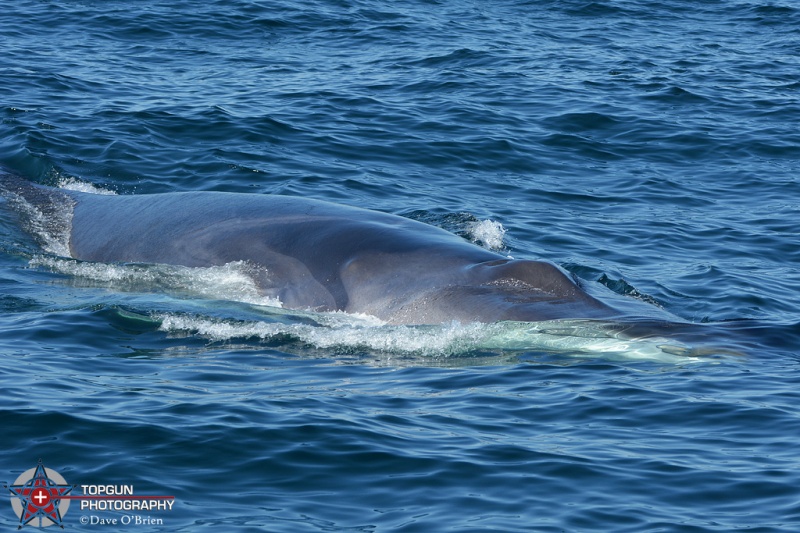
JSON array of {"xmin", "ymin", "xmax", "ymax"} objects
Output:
[{"xmin": 1, "ymin": 0, "xmax": 800, "ymax": 530}]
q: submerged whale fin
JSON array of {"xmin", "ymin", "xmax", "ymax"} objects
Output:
[{"xmin": 0, "ymin": 167, "xmax": 76, "ymax": 256}]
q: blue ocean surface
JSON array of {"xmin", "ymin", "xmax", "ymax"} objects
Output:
[{"xmin": 1, "ymin": 0, "xmax": 800, "ymax": 530}]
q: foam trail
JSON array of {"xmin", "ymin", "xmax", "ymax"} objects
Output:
[
  {"xmin": 154, "ymin": 312, "xmax": 700, "ymax": 363},
  {"xmin": 157, "ymin": 313, "xmax": 484, "ymax": 354},
  {"xmin": 30, "ymin": 256, "xmax": 283, "ymax": 308}
]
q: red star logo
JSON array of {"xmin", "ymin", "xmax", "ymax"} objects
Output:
[{"xmin": 6, "ymin": 460, "xmax": 74, "ymax": 529}]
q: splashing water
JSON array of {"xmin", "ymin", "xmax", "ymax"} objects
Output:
[{"xmin": 468, "ymin": 219, "xmax": 507, "ymax": 251}]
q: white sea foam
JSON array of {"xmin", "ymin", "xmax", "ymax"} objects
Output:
[
  {"xmin": 468, "ymin": 219, "xmax": 507, "ymax": 251},
  {"xmin": 155, "ymin": 311, "xmax": 699, "ymax": 363},
  {"xmin": 157, "ymin": 313, "xmax": 501, "ymax": 357},
  {"xmin": 30, "ymin": 256, "xmax": 283, "ymax": 308},
  {"xmin": 58, "ymin": 177, "xmax": 117, "ymax": 195}
]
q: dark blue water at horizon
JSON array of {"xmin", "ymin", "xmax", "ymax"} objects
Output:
[{"xmin": 2, "ymin": 0, "xmax": 800, "ymax": 531}]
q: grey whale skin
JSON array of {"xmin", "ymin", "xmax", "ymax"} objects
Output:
[{"xmin": 1, "ymin": 170, "xmax": 620, "ymax": 325}]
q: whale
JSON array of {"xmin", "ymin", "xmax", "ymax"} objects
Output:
[{"xmin": 1, "ymin": 168, "xmax": 627, "ymax": 325}]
